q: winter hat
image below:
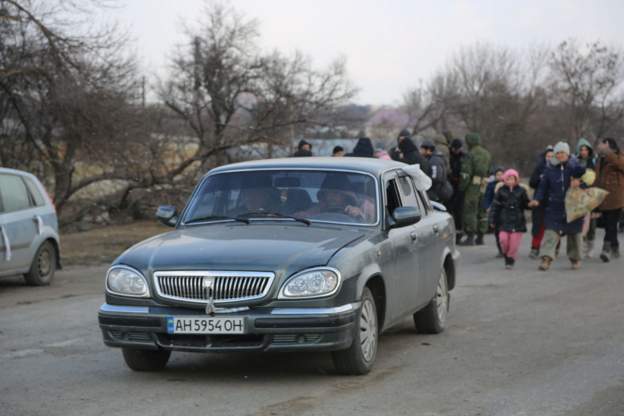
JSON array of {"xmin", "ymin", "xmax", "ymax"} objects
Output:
[
  {"xmin": 571, "ymin": 165, "xmax": 586, "ymax": 179},
  {"xmin": 398, "ymin": 129, "xmax": 411, "ymax": 139},
  {"xmin": 450, "ymin": 138, "xmax": 463, "ymax": 149},
  {"xmin": 502, "ymin": 169, "xmax": 519, "ymax": 182},
  {"xmin": 465, "ymin": 132, "xmax": 481, "ymax": 147},
  {"xmin": 553, "ymin": 141, "xmax": 570, "ymax": 156},
  {"xmin": 420, "ymin": 140, "xmax": 435, "ymax": 150}
]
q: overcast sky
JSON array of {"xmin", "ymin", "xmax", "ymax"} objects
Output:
[{"xmin": 114, "ymin": 0, "xmax": 624, "ymax": 105}]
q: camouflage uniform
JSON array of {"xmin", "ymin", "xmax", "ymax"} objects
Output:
[{"xmin": 459, "ymin": 133, "xmax": 492, "ymax": 244}]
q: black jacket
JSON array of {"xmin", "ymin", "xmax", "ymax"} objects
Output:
[
  {"xmin": 449, "ymin": 151, "xmax": 465, "ymax": 189},
  {"xmin": 347, "ymin": 138, "xmax": 374, "ymax": 158},
  {"xmin": 529, "ymin": 152, "xmax": 549, "ymax": 189},
  {"xmin": 398, "ymin": 138, "xmax": 432, "ymax": 176},
  {"xmin": 488, "ymin": 185, "xmax": 530, "ymax": 233}
]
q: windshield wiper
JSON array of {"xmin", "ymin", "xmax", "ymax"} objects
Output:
[
  {"xmin": 236, "ymin": 211, "xmax": 311, "ymax": 226},
  {"xmin": 185, "ymin": 215, "xmax": 250, "ymax": 224}
]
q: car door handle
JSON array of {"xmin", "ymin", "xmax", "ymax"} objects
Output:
[
  {"xmin": 410, "ymin": 231, "xmax": 418, "ymax": 241},
  {"xmin": 432, "ymin": 225, "xmax": 440, "ymax": 234},
  {"xmin": 0, "ymin": 225, "xmax": 11, "ymax": 261},
  {"xmin": 33, "ymin": 215, "xmax": 43, "ymax": 235}
]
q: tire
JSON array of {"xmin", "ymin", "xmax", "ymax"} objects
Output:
[
  {"xmin": 24, "ymin": 241, "xmax": 56, "ymax": 286},
  {"xmin": 332, "ymin": 287, "xmax": 378, "ymax": 375},
  {"xmin": 122, "ymin": 348, "xmax": 171, "ymax": 372},
  {"xmin": 413, "ymin": 268, "xmax": 450, "ymax": 334}
]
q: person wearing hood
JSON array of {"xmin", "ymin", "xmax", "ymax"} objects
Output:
[
  {"xmin": 347, "ymin": 137, "xmax": 375, "ymax": 158},
  {"xmin": 420, "ymin": 140, "xmax": 453, "ymax": 203},
  {"xmin": 576, "ymin": 138, "xmax": 598, "ymax": 258},
  {"xmin": 293, "ymin": 140, "xmax": 313, "ymax": 157},
  {"xmin": 488, "ymin": 169, "xmax": 532, "ymax": 269},
  {"xmin": 448, "ymin": 139, "xmax": 467, "ymax": 243},
  {"xmin": 433, "ymin": 133, "xmax": 451, "ymax": 172},
  {"xmin": 528, "ymin": 145, "xmax": 554, "ymax": 258},
  {"xmin": 530, "ymin": 142, "xmax": 585, "ymax": 270},
  {"xmin": 594, "ymin": 137, "xmax": 624, "ymax": 262},
  {"xmin": 397, "ymin": 129, "xmax": 432, "ymax": 176},
  {"xmin": 458, "ymin": 132, "xmax": 492, "ymax": 246}
]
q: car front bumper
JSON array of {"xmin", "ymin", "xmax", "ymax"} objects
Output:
[{"xmin": 98, "ymin": 302, "xmax": 359, "ymax": 353}]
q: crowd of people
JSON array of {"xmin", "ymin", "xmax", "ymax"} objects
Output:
[{"xmin": 292, "ymin": 130, "xmax": 624, "ymax": 271}]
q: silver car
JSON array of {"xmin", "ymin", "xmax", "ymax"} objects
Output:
[{"xmin": 0, "ymin": 168, "xmax": 61, "ymax": 285}]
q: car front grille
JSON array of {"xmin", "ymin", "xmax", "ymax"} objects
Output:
[{"xmin": 153, "ymin": 271, "xmax": 274, "ymax": 304}]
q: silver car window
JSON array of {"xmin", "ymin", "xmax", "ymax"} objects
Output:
[
  {"xmin": 0, "ymin": 174, "xmax": 31, "ymax": 213},
  {"xmin": 23, "ymin": 177, "xmax": 46, "ymax": 207}
]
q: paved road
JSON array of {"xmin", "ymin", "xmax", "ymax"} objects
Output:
[{"xmin": 1, "ymin": 235, "xmax": 623, "ymax": 416}]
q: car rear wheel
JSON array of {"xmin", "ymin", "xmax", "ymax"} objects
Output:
[
  {"xmin": 122, "ymin": 348, "xmax": 171, "ymax": 371},
  {"xmin": 332, "ymin": 287, "xmax": 378, "ymax": 375},
  {"xmin": 24, "ymin": 241, "xmax": 56, "ymax": 286},
  {"xmin": 413, "ymin": 268, "xmax": 449, "ymax": 334}
]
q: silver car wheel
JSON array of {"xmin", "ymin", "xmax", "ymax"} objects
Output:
[
  {"xmin": 360, "ymin": 297, "xmax": 377, "ymax": 363},
  {"xmin": 436, "ymin": 270, "xmax": 449, "ymax": 326},
  {"xmin": 38, "ymin": 249, "xmax": 52, "ymax": 276}
]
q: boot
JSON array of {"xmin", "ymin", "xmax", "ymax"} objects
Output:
[
  {"xmin": 612, "ymin": 244, "xmax": 620, "ymax": 259},
  {"xmin": 600, "ymin": 244, "xmax": 611, "ymax": 263},
  {"xmin": 539, "ymin": 256, "xmax": 552, "ymax": 271},
  {"xmin": 505, "ymin": 256, "xmax": 515, "ymax": 270},
  {"xmin": 529, "ymin": 248, "xmax": 539, "ymax": 259},
  {"xmin": 459, "ymin": 233, "xmax": 475, "ymax": 246},
  {"xmin": 570, "ymin": 259, "xmax": 581, "ymax": 270},
  {"xmin": 475, "ymin": 233, "xmax": 485, "ymax": 246}
]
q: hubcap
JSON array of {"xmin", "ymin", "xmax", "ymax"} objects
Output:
[
  {"xmin": 38, "ymin": 248, "xmax": 52, "ymax": 276},
  {"xmin": 436, "ymin": 271, "xmax": 449, "ymax": 325},
  {"xmin": 359, "ymin": 298, "xmax": 377, "ymax": 362}
]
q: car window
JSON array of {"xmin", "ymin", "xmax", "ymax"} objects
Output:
[
  {"xmin": 385, "ymin": 179, "xmax": 401, "ymax": 214},
  {"xmin": 397, "ymin": 176, "xmax": 420, "ymax": 209},
  {"xmin": 24, "ymin": 177, "xmax": 46, "ymax": 207},
  {"xmin": 184, "ymin": 170, "xmax": 378, "ymax": 225},
  {"xmin": 0, "ymin": 174, "xmax": 32, "ymax": 213}
]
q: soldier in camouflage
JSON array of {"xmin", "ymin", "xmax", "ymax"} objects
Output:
[{"xmin": 458, "ymin": 132, "xmax": 492, "ymax": 246}]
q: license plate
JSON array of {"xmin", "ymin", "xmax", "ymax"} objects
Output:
[{"xmin": 166, "ymin": 316, "xmax": 245, "ymax": 334}]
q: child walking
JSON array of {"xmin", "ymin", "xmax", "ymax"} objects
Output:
[{"xmin": 488, "ymin": 169, "xmax": 531, "ymax": 269}]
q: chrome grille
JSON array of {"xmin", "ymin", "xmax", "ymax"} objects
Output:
[{"xmin": 153, "ymin": 271, "xmax": 274, "ymax": 304}]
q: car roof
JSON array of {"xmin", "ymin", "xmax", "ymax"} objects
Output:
[
  {"xmin": 0, "ymin": 167, "xmax": 40, "ymax": 182},
  {"xmin": 208, "ymin": 157, "xmax": 407, "ymax": 177}
]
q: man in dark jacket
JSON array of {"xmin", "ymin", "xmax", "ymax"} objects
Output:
[
  {"xmin": 397, "ymin": 129, "xmax": 431, "ymax": 176},
  {"xmin": 293, "ymin": 139, "xmax": 313, "ymax": 157},
  {"xmin": 420, "ymin": 140, "xmax": 452, "ymax": 202},
  {"xmin": 530, "ymin": 142, "xmax": 585, "ymax": 271},
  {"xmin": 448, "ymin": 139, "xmax": 466, "ymax": 243},
  {"xmin": 528, "ymin": 145, "xmax": 554, "ymax": 258},
  {"xmin": 347, "ymin": 137, "xmax": 375, "ymax": 158}
]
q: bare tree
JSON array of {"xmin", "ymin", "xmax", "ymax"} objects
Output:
[
  {"xmin": 549, "ymin": 40, "xmax": 624, "ymax": 141},
  {"xmin": 158, "ymin": 3, "xmax": 355, "ymax": 177}
]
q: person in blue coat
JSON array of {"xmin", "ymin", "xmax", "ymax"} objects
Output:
[{"xmin": 530, "ymin": 141, "xmax": 585, "ymax": 271}]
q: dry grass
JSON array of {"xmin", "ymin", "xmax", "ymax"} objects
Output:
[{"xmin": 60, "ymin": 221, "xmax": 169, "ymax": 266}]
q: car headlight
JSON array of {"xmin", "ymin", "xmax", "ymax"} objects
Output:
[
  {"xmin": 106, "ymin": 266, "xmax": 150, "ymax": 298},
  {"xmin": 279, "ymin": 268, "xmax": 341, "ymax": 299}
]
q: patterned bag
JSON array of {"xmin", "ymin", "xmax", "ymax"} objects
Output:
[{"xmin": 565, "ymin": 187, "xmax": 609, "ymax": 223}]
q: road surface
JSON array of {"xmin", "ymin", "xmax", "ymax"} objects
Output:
[{"xmin": 1, "ymin": 235, "xmax": 623, "ymax": 416}]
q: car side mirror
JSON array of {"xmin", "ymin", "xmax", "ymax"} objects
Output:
[
  {"xmin": 156, "ymin": 205, "xmax": 178, "ymax": 227},
  {"xmin": 390, "ymin": 206, "xmax": 421, "ymax": 228}
]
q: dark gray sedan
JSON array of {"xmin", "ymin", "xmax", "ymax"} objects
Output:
[{"xmin": 98, "ymin": 157, "xmax": 459, "ymax": 375}]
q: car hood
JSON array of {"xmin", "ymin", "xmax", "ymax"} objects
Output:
[{"xmin": 115, "ymin": 222, "xmax": 368, "ymax": 278}]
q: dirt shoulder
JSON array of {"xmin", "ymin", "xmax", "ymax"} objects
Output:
[{"xmin": 60, "ymin": 221, "xmax": 169, "ymax": 267}]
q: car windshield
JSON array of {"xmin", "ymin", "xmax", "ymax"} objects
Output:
[{"xmin": 183, "ymin": 170, "xmax": 378, "ymax": 225}]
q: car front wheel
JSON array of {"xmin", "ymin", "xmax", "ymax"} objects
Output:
[
  {"xmin": 122, "ymin": 348, "xmax": 171, "ymax": 372},
  {"xmin": 24, "ymin": 241, "xmax": 56, "ymax": 286},
  {"xmin": 413, "ymin": 268, "xmax": 449, "ymax": 334},
  {"xmin": 332, "ymin": 287, "xmax": 378, "ymax": 375}
]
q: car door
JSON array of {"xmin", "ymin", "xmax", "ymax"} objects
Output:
[
  {"xmin": 383, "ymin": 172, "xmax": 423, "ymax": 323},
  {"xmin": 413, "ymin": 189, "xmax": 444, "ymax": 303},
  {"xmin": 395, "ymin": 175, "xmax": 433, "ymax": 309},
  {"xmin": 0, "ymin": 174, "xmax": 38, "ymax": 275}
]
